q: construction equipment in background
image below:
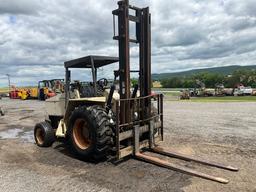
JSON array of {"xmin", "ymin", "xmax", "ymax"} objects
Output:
[
  {"xmin": 29, "ymin": 87, "xmax": 39, "ymax": 99},
  {"xmin": 192, "ymin": 80, "xmax": 215, "ymax": 97},
  {"xmin": 34, "ymin": 0, "xmax": 238, "ymax": 184},
  {"xmin": 252, "ymin": 89, "xmax": 256, "ymax": 96},
  {"xmin": 233, "ymin": 84, "xmax": 253, "ymax": 96},
  {"xmin": 19, "ymin": 87, "xmax": 40, "ymax": 100},
  {"xmin": 180, "ymin": 89, "xmax": 190, "ymax": 100},
  {"xmin": 215, "ymin": 83, "xmax": 234, "ymax": 96},
  {"xmin": 17, "ymin": 79, "xmax": 65, "ymax": 100},
  {"xmin": 215, "ymin": 83, "xmax": 225, "ymax": 96},
  {"xmin": 19, "ymin": 89, "xmax": 28, "ymax": 100},
  {"xmin": 38, "ymin": 79, "xmax": 64, "ymax": 100},
  {"xmin": 9, "ymin": 86, "xmax": 21, "ymax": 99},
  {"xmin": 223, "ymin": 88, "xmax": 234, "ymax": 96}
]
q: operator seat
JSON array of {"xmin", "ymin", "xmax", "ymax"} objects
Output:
[{"xmin": 79, "ymin": 83, "xmax": 104, "ymax": 97}]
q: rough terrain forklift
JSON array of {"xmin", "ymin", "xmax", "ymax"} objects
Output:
[{"xmin": 34, "ymin": 0, "xmax": 238, "ymax": 183}]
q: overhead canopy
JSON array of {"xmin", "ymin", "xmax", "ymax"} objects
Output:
[{"xmin": 64, "ymin": 55, "xmax": 119, "ymax": 69}]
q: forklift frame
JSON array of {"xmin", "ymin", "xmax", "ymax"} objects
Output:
[{"xmin": 112, "ymin": 0, "xmax": 238, "ymax": 184}]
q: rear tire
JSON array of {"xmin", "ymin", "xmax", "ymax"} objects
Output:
[
  {"xmin": 68, "ymin": 105, "xmax": 113, "ymax": 160},
  {"xmin": 34, "ymin": 121, "xmax": 55, "ymax": 147},
  {"xmin": 39, "ymin": 88, "xmax": 45, "ymax": 101}
]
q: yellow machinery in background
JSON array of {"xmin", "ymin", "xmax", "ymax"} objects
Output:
[
  {"xmin": 17, "ymin": 79, "xmax": 64, "ymax": 100},
  {"xmin": 17, "ymin": 88, "xmax": 30, "ymax": 100},
  {"xmin": 30, "ymin": 88, "xmax": 39, "ymax": 98},
  {"xmin": 18, "ymin": 88, "xmax": 38, "ymax": 100},
  {"xmin": 20, "ymin": 90, "xmax": 28, "ymax": 100}
]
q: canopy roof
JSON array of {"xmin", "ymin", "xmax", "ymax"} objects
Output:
[{"xmin": 64, "ymin": 55, "xmax": 119, "ymax": 69}]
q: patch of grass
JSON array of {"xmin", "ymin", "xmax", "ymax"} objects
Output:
[
  {"xmin": 190, "ymin": 96, "xmax": 256, "ymax": 102},
  {"xmin": 162, "ymin": 94, "xmax": 256, "ymax": 102},
  {"xmin": 0, "ymin": 87, "xmax": 10, "ymax": 93}
]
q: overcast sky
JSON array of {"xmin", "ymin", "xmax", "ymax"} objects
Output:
[{"xmin": 0, "ymin": 0, "xmax": 256, "ymax": 86}]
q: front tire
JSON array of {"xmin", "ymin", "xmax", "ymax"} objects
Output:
[
  {"xmin": 34, "ymin": 121, "xmax": 55, "ymax": 147},
  {"xmin": 68, "ymin": 105, "xmax": 113, "ymax": 160}
]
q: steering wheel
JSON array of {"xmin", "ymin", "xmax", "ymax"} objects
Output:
[{"xmin": 97, "ymin": 78, "xmax": 108, "ymax": 87}]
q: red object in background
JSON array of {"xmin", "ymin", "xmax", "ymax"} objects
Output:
[
  {"xmin": 9, "ymin": 90, "xmax": 20, "ymax": 99},
  {"xmin": 47, "ymin": 92, "xmax": 56, "ymax": 98}
]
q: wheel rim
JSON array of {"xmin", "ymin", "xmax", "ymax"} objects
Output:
[
  {"xmin": 73, "ymin": 118, "xmax": 91, "ymax": 150},
  {"xmin": 36, "ymin": 128, "xmax": 44, "ymax": 145}
]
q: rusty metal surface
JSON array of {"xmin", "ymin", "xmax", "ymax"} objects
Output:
[
  {"xmin": 113, "ymin": 0, "xmax": 131, "ymax": 124},
  {"xmin": 116, "ymin": 94, "xmax": 162, "ymax": 127},
  {"xmin": 119, "ymin": 122, "xmax": 161, "ymax": 141},
  {"xmin": 159, "ymin": 94, "xmax": 164, "ymax": 141},
  {"xmin": 118, "ymin": 137, "xmax": 162, "ymax": 159},
  {"xmin": 152, "ymin": 146, "xmax": 239, "ymax": 172},
  {"xmin": 114, "ymin": 94, "xmax": 163, "ymax": 160},
  {"xmin": 113, "ymin": 0, "xmax": 152, "ymax": 124},
  {"xmin": 135, "ymin": 152, "xmax": 229, "ymax": 184},
  {"xmin": 116, "ymin": 103, "xmax": 120, "ymax": 160}
]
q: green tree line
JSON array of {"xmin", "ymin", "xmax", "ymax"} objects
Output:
[{"xmin": 160, "ymin": 69, "xmax": 256, "ymax": 88}]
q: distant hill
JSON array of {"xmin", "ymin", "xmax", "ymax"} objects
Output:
[{"xmin": 152, "ymin": 65, "xmax": 256, "ymax": 80}]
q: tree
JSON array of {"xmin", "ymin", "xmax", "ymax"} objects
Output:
[{"xmin": 159, "ymin": 69, "xmax": 256, "ymax": 88}]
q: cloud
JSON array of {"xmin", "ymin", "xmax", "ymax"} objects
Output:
[
  {"xmin": 0, "ymin": 0, "xmax": 41, "ymax": 15},
  {"xmin": 0, "ymin": 0, "xmax": 256, "ymax": 86},
  {"xmin": 224, "ymin": 0, "xmax": 256, "ymax": 17}
]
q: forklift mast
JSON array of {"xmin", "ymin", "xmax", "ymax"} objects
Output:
[
  {"xmin": 111, "ymin": 0, "xmax": 238, "ymax": 184},
  {"xmin": 113, "ymin": 0, "xmax": 151, "ymax": 124}
]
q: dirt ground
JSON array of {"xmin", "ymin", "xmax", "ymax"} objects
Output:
[{"xmin": 0, "ymin": 98, "xmax": 255, "ymax": 192}]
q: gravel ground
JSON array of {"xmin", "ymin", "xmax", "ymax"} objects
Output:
[{"xmin": 0, "ymin": 98, "xmax": 255, "ymax": 192}]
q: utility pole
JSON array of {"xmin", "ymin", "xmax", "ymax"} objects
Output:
[{"xmin": 6, "ymin": 74, "xmax": 10, "ymax": 92}]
